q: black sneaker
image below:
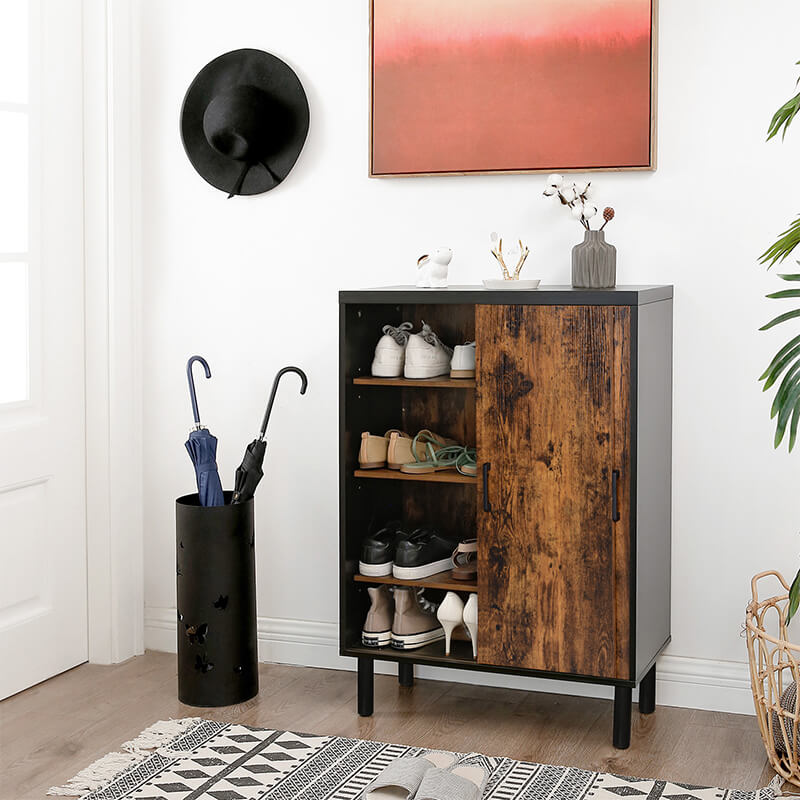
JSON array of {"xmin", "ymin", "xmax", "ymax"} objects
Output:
[
  {"xmin": 358, "ymin": 522, "xmax": 408, "ymax": 577},
  {"xmin": 392, "ymin": 528, "xmax": 457, "ymax": 580}
]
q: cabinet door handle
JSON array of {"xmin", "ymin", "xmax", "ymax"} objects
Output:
[
  {"xmin": 611, "ymin": 469, "xmax": 620, "ymax": 522},
  {"xmin": 482, "ymin": 462, "xmax": 492, "ymax": 512}
]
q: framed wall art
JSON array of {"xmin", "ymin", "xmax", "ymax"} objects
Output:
[{"xmin": 370, "ymin": 0, "xmax": 657, "ymax": 177}]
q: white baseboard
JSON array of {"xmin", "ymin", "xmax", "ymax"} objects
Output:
[{"xmin": 144, "ymin": 606, "xmax": 754, "ymax": 716}]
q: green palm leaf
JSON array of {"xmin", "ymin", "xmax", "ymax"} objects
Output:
[{"xmin": 760, "ymin": 217, "xmax": 800, "ymax": 268}]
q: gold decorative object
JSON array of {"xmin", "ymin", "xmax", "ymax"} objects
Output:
[{"xmin": 491, "ymin": 237, "xmax": 530, "ymax": 281}]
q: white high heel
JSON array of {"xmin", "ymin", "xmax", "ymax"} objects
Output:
[
  {"xmin": 463, "ymin": 594, "xmax": 478, "ymax": 659},
  {"xmin": 436, "ymin": 592, "xmax": 464, "ymax": 656}
]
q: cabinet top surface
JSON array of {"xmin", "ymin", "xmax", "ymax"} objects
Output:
[{"xmin": 339, "ymin": 285, "xmax": 673, "ymax": 306}]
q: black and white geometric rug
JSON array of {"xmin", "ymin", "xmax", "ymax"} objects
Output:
[{"xmin": 48, "ymin": 718, "xmax": 776, "ymax": 800}]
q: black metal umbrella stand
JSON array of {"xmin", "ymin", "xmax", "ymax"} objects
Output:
[{"xmin": 176, "ymin": 491, "xmax": 258, "ymax": 706}]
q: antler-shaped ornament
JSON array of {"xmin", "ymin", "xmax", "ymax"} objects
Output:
[{"xmin": 491, "ymin": 237, "xmax": 530, "ymax": 280}]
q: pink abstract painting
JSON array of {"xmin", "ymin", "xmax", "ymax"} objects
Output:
[{"xmin": 371, "ymin": 0, "xmax": 655, "ymax": 175}]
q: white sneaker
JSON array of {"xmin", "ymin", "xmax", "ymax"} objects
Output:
[
  {"xmin": 450, "ymin": 342, "xmax": 475, "ymax": 379},
  {"xmin": 404, "ymin": 321, "xmax": 453, "ymax": 379},
  {"xmin": 371, "ymin": 322, "xmax": 412, "ymax": 377}
]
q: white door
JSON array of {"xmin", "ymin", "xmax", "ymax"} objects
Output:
[{"xmin": 0, "ymin": 0, "xmax": 87, "ymax": 698}]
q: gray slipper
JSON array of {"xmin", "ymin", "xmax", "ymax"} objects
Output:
[
  {"xmin": 361, "ymin": 752, "xmax": 456, "ymax": 799},
  {"xmin": 415, "ymin": 764, "xmax": 489, "ymax": 800}
]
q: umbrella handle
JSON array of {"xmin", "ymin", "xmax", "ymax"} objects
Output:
[
  {"xmin": 260, "ymin": 366, "xmax": 308, "ymax": 439},
  {"xmin": 187, "ymin": 355, "xmax": 212, "ymax": 429}
]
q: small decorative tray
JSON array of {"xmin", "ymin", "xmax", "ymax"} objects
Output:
[{"xmin": 482, "ymin": 279, "xmax": 541, "ymax": 291}]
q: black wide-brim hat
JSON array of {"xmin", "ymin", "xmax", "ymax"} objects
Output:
[{"xmin": 181, "ymin": 48, "xmax": 309, "ymax": 197}]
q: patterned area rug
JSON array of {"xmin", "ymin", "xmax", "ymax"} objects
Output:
[{"xmin": 48, "ymin": 718, "xmax": 776, "ymax": 800}]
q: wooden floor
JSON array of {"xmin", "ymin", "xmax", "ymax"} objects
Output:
[{"xmin": 0, "ymin": 651, "xmax": 772, "ymax": 799}]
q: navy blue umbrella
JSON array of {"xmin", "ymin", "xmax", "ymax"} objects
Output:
[{"xmin": 185, "ymin": 356, "xmax": 225, "ymax": 507}]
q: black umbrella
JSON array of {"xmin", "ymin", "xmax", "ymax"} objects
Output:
[{"xmin": 231, "ymin": 366, "xmax": 308, "ymax": 504}]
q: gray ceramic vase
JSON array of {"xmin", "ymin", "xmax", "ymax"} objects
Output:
[{"xmin": 571, "ymin": 230, "xmax": 616, "ymax": 288}]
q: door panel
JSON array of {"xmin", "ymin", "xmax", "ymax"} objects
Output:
[
  {"xmin": 476, "ymin": 304, "xmax": 631, "ymax": 680},
  {"xmin": 0, "ymin": 0, "xmax": 87, "ymax": 699}
]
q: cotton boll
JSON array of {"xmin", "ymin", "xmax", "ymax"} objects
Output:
[
  {"xmin": 543, "ymin": 186, "xmax": 558, "ymax": 196},
  {"xmin": 571, "ymin": 204, "xmax": 585, "ymax": 219},
  {"xmin": 546, "ymin": 173, "xmax": 564, "ymax": 188},
  {"xmin": 559, "ymin": 186, "xmax": 576, "ymax": 203},
  {"xmin": 582, "ymin": 205, "xmax": 598, "ymax": 220},
  {"xmin": 573, "ymin": 181, "xmax": 588, "ymax": 195},
  {"xmin": 582, "ymin": 182, "xmax": 593, "ymax": 199}
]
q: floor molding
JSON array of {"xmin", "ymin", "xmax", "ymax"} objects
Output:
[{"xmin": 144, "ymin": 606, "xmax": 754, "ymax": 715}]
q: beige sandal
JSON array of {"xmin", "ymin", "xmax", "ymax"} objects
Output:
[
  {"xmin": 451, "ymin": 539, "xmax": 477, "ymax": 581},
  {"xmin": 359, "ymin": 429, "xmax": 409, "ymax": 469}
]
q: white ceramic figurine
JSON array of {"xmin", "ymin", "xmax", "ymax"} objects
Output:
[{"xmin": 416, "ymin": 247, "xmax": 452, "ymax": 288}]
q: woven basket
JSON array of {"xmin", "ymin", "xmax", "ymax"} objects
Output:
[{"xmin": 746, "ymin": 570, "xmax": 800, "ymax": 786}]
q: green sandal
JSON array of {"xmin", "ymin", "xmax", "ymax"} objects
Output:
[{"xmin": 400, "ymin": 435, "xmax": 477, "ymax": 476}]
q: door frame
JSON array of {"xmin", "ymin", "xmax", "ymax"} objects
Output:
[{"xmin": 83, "ymin": 0, "xmax": 144, "ymax": 664}]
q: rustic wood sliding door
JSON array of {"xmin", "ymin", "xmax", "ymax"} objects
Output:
[{"xmin": 475, "ymin": 304, "xmax": 631, "ymax": 680}]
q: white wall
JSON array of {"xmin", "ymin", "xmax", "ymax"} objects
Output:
[{"xmin": 139, "ymin": 0, "xmax": 800, "ymax": 714}]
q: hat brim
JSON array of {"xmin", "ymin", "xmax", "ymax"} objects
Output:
[{"xmin": 181, "ymin": 48, "xmax": 310, "ymax": 196}]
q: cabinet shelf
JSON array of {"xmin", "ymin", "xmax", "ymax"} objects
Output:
[
  {"xmin": 354, "ymin": 468, "xmax": 477, "ymax": 485},
  {"xmin": 353, "ymin": 570, "xmax": 476, "ymax": 593},
  {"xmin": 353, "ymin": 376, "xmax": 475, "ymax": 389},
  {"xmin": 345, "ymin": 639, "xmax": 477, "ymax": 668}
]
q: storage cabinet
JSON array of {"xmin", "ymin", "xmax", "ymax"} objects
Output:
[{"xmin": 339, "ymin": 286, "xmax": 672, "ymax": 749}]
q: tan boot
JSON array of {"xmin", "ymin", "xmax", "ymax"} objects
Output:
[
  {"xmin": 362, "ymin": 586, "xmax": 392, "ymax": 648},
  {"xmin": 391, "ymin": 587, "xmax": 445, "ymax": 650},
  {"xmin": 359, "ymin": 429, "xmax": 408, "ymax": 469}
]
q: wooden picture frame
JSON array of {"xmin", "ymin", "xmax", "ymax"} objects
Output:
[{"xmin": 369, "ymin": 0, "xmax": 658, "ymax": 178}]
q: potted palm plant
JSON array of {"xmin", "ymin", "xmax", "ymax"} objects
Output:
[
  {"xmin": 747, "ymin": 59, "xmax": 800, "ymax": 787},
  {"xmin": 759, "ymin": 59, "xmax": 800, "ymax": 618}
]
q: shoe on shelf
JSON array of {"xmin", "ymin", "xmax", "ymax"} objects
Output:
[
  {"xmin": 393, "ymin": 529, "xmax": 456, "ymax": 580},
  {"xmin": 451, "ymin": 539, "xmax": 477, "ymax": 581},
  {"xmin": 387, "ymin": 429, "xmax": 455, "ymax": 471},
  {"xmin": 463, "ymin": 593, "xmax": 478, "ymax": 659},
  {"xmin": 359, "ymin": 521, "xmax": 407, "ymax": 577},
  {"xmin": 391, "ymin": 587, "xmax": 445, "ymax": 650},
  {"xmin": 404, "ymin": 321, "xmax": 453, "ymax": 379},
  {"xmin": 436, "ymin": 591, "xmax": 465, "ymax": 656},
  {"xmin": 371, "ymin": 322, "xmax": 413, "ymax": 377},
  {"xmin": 400, "ymin": 439, "xmax": 477, "ymax": 476},
  {"xmin": 362, "ymin": 585, "xmax": 392, "ymax": 648},
  {"xmin": 450, "ymin": 341, "xmax": 476, "ymax": 379},
  {"xmin": 359, "ymin": 429, "xmax": 409, "ymax": 469}
]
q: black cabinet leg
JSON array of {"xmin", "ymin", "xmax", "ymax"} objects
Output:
[
  {"xmin": 613, "ymin": 686, "xmax": 632, "ymax": 749},
  {"xmin": 639, "ymin": 664, "xmax": 656, "ymax": 714},
  {"xmin": 398, "ymin": 662, "xmax": 414, "ymax": 687},
  {"xmin": 358, "ymin": 657, "xmax": 374, "ymax": 717}
]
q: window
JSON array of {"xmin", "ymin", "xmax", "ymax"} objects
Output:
[{"xmin": 0, "ymin": 2, "xmax": 30, "ymax": 404}]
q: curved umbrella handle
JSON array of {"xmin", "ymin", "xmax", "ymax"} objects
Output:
[
  {"xmin": 260, "ymin": 366, "xmax": 308, "ymax": 439},
  {"xmin": 186, "ymin": 355, "xmax": 212, "ymax": 429}
]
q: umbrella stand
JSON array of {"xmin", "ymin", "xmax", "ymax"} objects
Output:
[
  {"xmin": 231, "ymin": 366, "xmax": 308, "ymax": 504},
  {"xmin": 176, "ymin": 492, "xmax": 258, "ymax": 706}
]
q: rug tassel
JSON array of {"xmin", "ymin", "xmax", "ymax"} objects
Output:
[
  {"xmin": 47, "ymin": 718, "xmax": 203, "ymax": 797},
  {"xmin": 767, "ymin": 774, "xmax": 800, "ymax": 797}
]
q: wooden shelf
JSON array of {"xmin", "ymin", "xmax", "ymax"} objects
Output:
[
  {"xmin": 353, "ymin": 570, "xmax": 476, "ymax": 593},
  {"xmin": 353, "ymin": 376, "xmax": 475, "ymax": 389},
  {"xmin": 354, "ymin": 468, "xmax": 477, "ymax": 485},
  {"xmin": 345, "ymin": 638, "xmax": 477, "ymax": 667}
]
